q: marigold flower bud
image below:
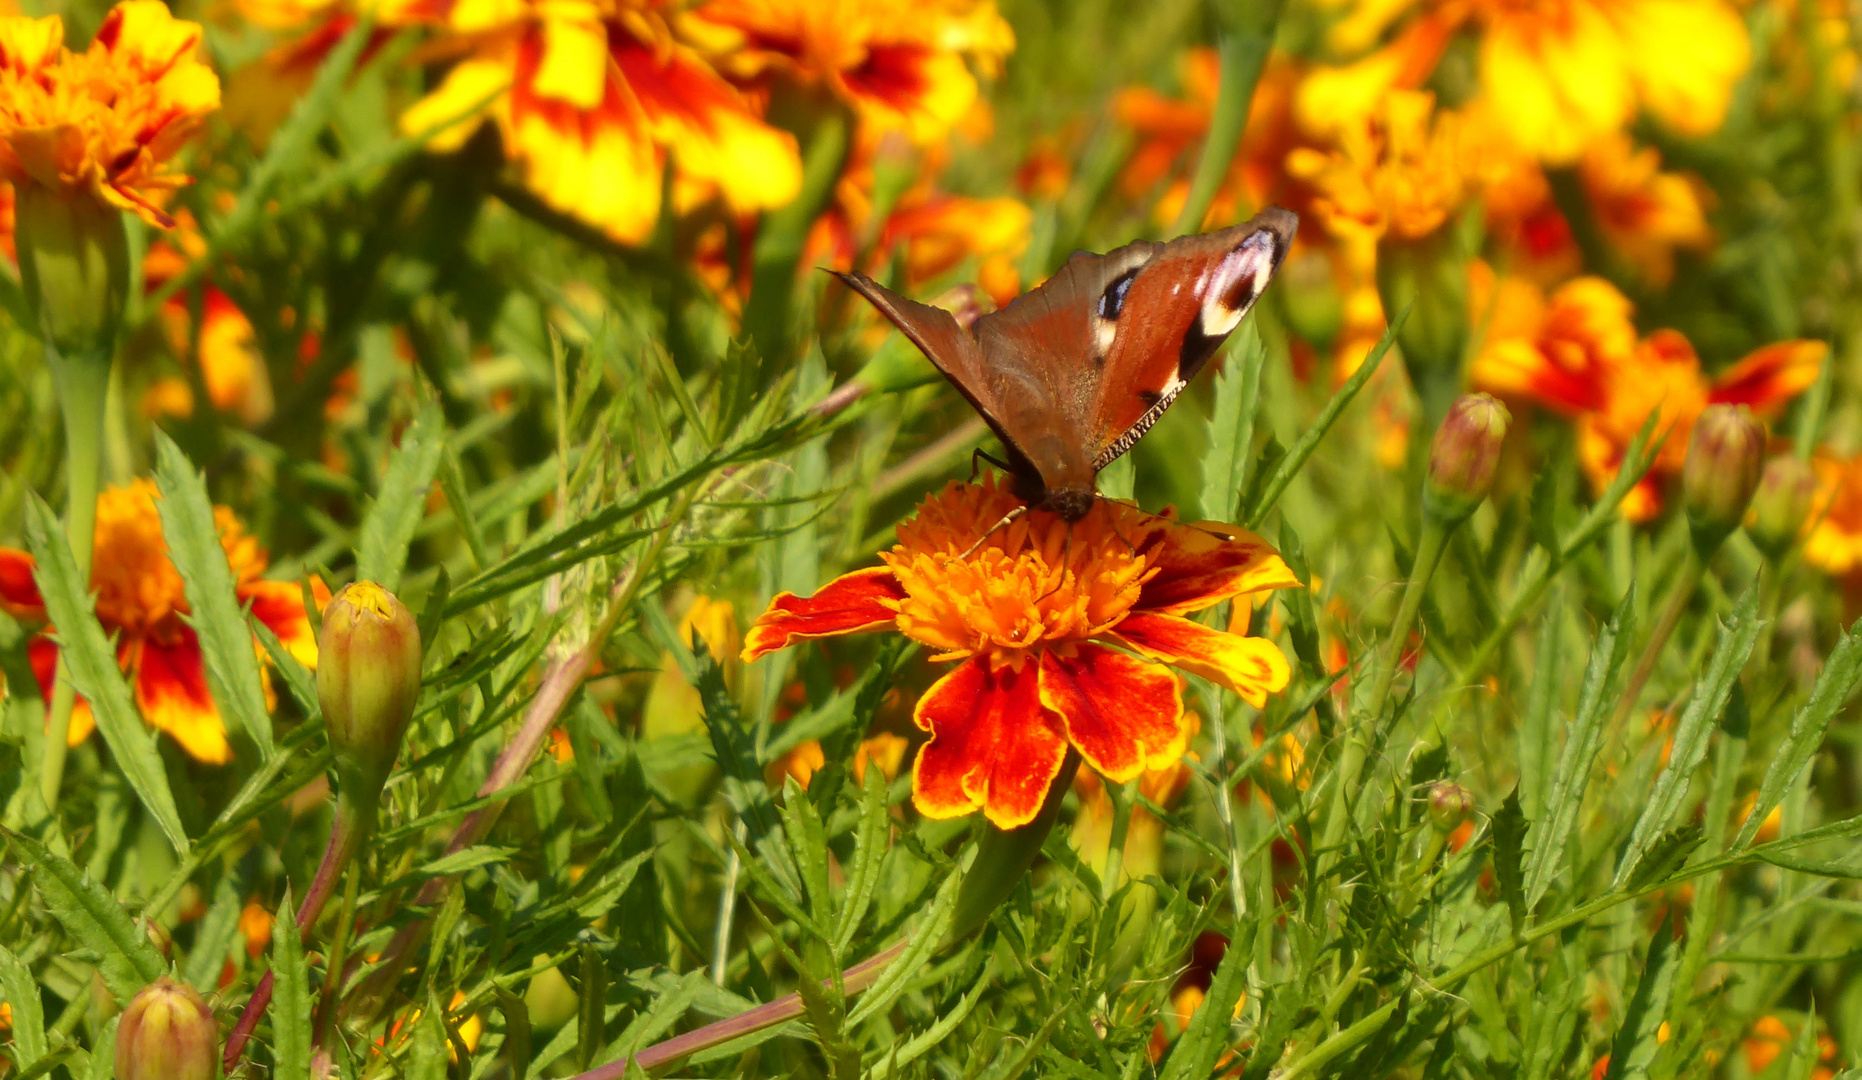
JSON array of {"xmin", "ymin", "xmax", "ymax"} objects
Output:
[
  {"xmin": 115, "ymin": 978, "xmax": 218, "ymax": 1080},
  {"xmin": 1683, "ymin": 404, "xmax": 1766, "ymax": 553},
  {"xmin": 1747, "ymin": 455, "xmax": 1816, "ymax": 559},
  {"xmin": 1425, "ymin": 781, "xmax": 1474, "ymax": 833},
  {"xmin": 1424, "ymin": 393, "xmax": 1510, "ymax": 523},
  {"xmin": 317, "ymin": 581, "xmax": 422, "ymax": 799}
]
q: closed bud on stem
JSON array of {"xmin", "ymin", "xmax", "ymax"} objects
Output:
[
  {"xmin": 1424, "ymin": 393, "xmax": 1511, "ymax": 524},
  {"xmin": 1748, "ymin": 455, "xmax": 1816, "ymax": 560},
  {"xmin": 116, "ymin": 978, "xmax": 218, "ymax": 1080},
  {"xmin": 1683, "ymin": 404, "xmax": 1766, "ymax": 554},
  {"xmin": 318, "ymin": 581, "xmax": 423, "ymax": 801},
  {"xmin": 1425, "ymin": 781, "xmax": 1474, "ymax": 833}
]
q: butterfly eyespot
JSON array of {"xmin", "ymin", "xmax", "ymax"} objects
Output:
[{"xmin": 1097, "ymin": 268, "xmax": 1141, "ymax": 321}]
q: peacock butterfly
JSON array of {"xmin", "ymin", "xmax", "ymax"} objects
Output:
[{"xmin": 835, "ymin": 206, "xmax": 1297, "ymax": 521}]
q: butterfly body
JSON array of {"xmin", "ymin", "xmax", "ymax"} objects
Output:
[{"xmin": 837, "ymin": 207, "xmax": 1297, "ymax": 520}]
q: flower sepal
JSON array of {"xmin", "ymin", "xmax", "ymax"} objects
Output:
[{"xmin": 945, "ymin": 753, "xmax": 1080, "ymax": 943}]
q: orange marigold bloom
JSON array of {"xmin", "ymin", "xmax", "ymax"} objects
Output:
[
  {"xmin": 1805, "ymin": 454, "xmax": 1862, "ymax": 578},
  {"xmin": 139, "ymin": 216, "xmax": 274, "ymax": 426},
  {"xmin": 0, "ymin": 1, "xmax": 220, "ymax": 226},
  {"xmin": 1468, "ymin": 258, "xmax": 1638, "ymax": 415},
  {"xmin": 1579, "ymin": 133, "xmax": 1711, "ymax": 285},
  {"xmin": 691, "ymin": 0, "xmax": 1014, "ymax": 145},
  {"xmin": 0, "ymin": 480, "xmax": 323, "ymax": 763},
  {"xmin": 399, "ymin": 0, "xmax": 802, "ymax": 245},
  {"xmin": 1575, "ymin": 334, "xmax": 1825, "ymax": 521},
  {"xmin": 742, "ymin": 477, "xmax": 1297, "ymax": 828}
]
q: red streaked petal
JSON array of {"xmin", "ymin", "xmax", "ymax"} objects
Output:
[
  {"xmin": 0, "ymin": 549, "xmax": 45, "ymax": 622},
  {"xmin": 133, "ymin": 631, "xmax": 232, "ymax": 765},
  {"xmin": 242, "ymin": 579, "xmax": 320, "ymax": 669},
  {"xmin": 1709, "ymin": 340, "xmax": 1827, "ymax": 416},
  {"xmin": 742, "ymin": 567, "xmax": 903, "ymax": 662},
  {"xmin": 1113, "ymin": 612, "xmax": 1291, "ymax": 708},
  {"xmin": 1137, "ymin": 523, "xmax": 1300, "ymax": 617},
  {"xmin": 1038, "ymin": 643, "xmax": 1184, "ymax": 783},
  {"xmin": 911, "ymin": 655, "xmax": 1069, "ymax": 829}
]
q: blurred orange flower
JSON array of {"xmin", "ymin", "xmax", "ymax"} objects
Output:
[
  {"xmin": 0, "ymin": 480, "xmax": 324, "ymax": 763},
  {"xmin": 1806, "ymin": 453, "xmax": 1862, "ymax": 578},
  {"xmin": 400, "ymin": 0, "xmax": 802, "ymax": 244},
  {"xmin": 0, "ymin": 1, "xmax": 220, "ymax": 226},
  {"xmin": 691, "ymin": 0, "xmax": 1013, "ymax": 145},
  {"xmin": 1468, "ymin": 259, "xmax": 1637, "ymax": 415},
  {"xmin": 1580, "ymin": 134, "xmax": 1711, "ymax": 285},
  {"xmin": 743, "ymin": 475, "xmax": 1297, "ymax": 828},
  {"xmin": 139, "ymin": 216, "xmax": 275, "ymax": 427}
]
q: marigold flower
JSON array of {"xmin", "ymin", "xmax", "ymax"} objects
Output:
[
  {"xmin": 691, "ymin": 0, "xmax": 1014, "ymax": 145},
  {"xmin": 1467, "ymin": 259, "xmax": 1638, "ymax": 415},
  {"xmin": 1576, "ymin": 334, "xmax": 1823, "ymax": 521},
  {"xmin": 399, "ymin": 0, "xmax": 802, "ymax": 245},
  {"xmin": 139, "ymin": 217, "xmax": 274, "ymax": 426},
  {"xmin": 743, "ymin": 477, "xmax": 1297, "ymax": 828},
  {"xmin": 1579, "ymin": 134, "xmax": 1711, "ymax": 285},
  {"xmin": 1805, "ymin": 454, "xmax": 1862, "ymax": 578},
  {"xmin": 0, "ymin": 1, "xmax": 220, "ymax": 227},
  {"xmin": 0, "ymin": 480, "xmax": 323, "ymax": 763}
]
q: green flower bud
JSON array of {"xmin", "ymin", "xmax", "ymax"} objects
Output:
[
  {"xmin": 317, "ymin": 581, "xmax": 423, "ymax": 799},
  {"xmin": 1683, "ymin": 404, "xmax": 1766, "ymax": 554},
  {"xmin": 1425, "ymin": 781, "xmax": 1474, "ymax": 833},
  {"xmin": 115, "ymin": 978, "xmax": 218, "ymax": 1080},
  {"xmin": 13, "ymin": 183, "xmax": 129, "ymax": 364},
  {"xmin": 1748, "ymin": 455, "xmax": 1817, "ymax": 560},
  {"xmin": 1424, "ymin": 393, "xmax": 1511, "ymax": 524}
]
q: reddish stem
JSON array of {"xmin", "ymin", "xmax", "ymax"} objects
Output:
[
  {"xmin": 223, "ymin": 795, "xmax": 372, "ymax": 1071},
  {"xmin": 568, "ymin": 939, "xmax": 909, "ymax": 1080}
]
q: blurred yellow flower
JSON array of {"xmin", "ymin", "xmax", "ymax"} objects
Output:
[
  {"xmin": 0, "ymin": 1, "xmax": 220, "ymax": 227},
  {"xmin": 1806, "ymin": 454, "xmax": 1862, "ymax": 578},
  {"xmin": 400, "ymin": 0, "xmax": 802, "ymax": 245},
  {"xmin": 139, "ymin": 215, "xmax": 275, "ymax": 427},
  {"xmin": 690, "ymin": 0, "xmax": 1013, "ymax": 145}
]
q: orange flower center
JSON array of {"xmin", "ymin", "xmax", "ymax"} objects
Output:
[
  {"xmin": 880, "ymin": 478, "xmax": 1156, "ymax": 661},
  {"xmin": 89, "ymin": 479, "xmax": 268, "ymax": 635}
]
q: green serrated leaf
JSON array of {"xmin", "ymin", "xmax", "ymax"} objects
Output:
[
  {"xmin": 3, "ymin": 829, "xmax": 164, "ymax": 1002},
  {"xmin": 151, "ymin": 431, "xmax": 275, "ymax": 758},
  {"xmin": 1159, "ymin": 924, "xmax": 1250, "ymax": 1080},
  {"xmin": 1736, "ymin": 615, "xmax": 1862, "ymax": 848},
  {"xmin": 832, "ymin": 765, "xmax": 890, "ymax": 955},
  {"xmin": 845, "ymin": 861, "xmax": 966, "ymax": 1028},
  {"xmin": 1200, "ymin": 324, "xmax": 1266, "ymax": 522},
  {"xmin": 0, "ymin": 944, "xmax": 47, "ymax": 1066},
  {"xmin": 1627, "ymin": 825, "xmax": 1705, "ymax": 892},
  {"xmin": 780, "ymin": 776, "xmax": 833, "ymax": 932},
  {"xmin": 1615, "ymin": 586, "xmax": 1760, "ymax": 886},
  {"xmin": 24, "ymin": 495, "xmax": 189, "ymax": 855},
  {"xmin": 1602, "ymin": 911, "xmax": 1678, "ymax": 1080},
  {"xmin": 272, "ymin": 884, "xmax": 312, "ymax": 1080},
  {"xmin": 356, "ymin": 399, "xmax": 446, "ymax": 591},
  {"xmin": 1492, "ymin": 788, "xmax": 1527, "ymax": 932}
]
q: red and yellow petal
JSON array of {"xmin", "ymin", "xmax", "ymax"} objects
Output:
[
  {"xmin": 1112, "ymin": 612, "xmax": 1291, "ymax": 708},
  {"xmin": 1709, "ymin": 340, "xmax": 1827, "ymax": 417},
  {"xmin": 1038, "ymin": 643, "xmax": 1185, "ymax": 784},
  {"xmin": 912, "ymin": 655, "xmax": 1069, "ymax": 829},
  {"xmin": 1136, "ymin": 523, "xmax": 1301, "ymax": 617},
  {"xmin": 132, "ymin": 632, "xmax": 232, "ymax": 765},
  {"xmin": 241, "ymin": 578, "xmax": 328, "ymax": 669},
  {"xmin": 27, "ymin": 637, "xmax": 93, "ymax": 747},
  {"xmin": 742, "ymin": 567, "xmax": 904, "ymax": 662},
  {"xmin": 0, "ymin": 548, "xmax": 45, "ymax": 622}
]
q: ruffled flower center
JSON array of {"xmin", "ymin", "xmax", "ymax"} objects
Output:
[
  {"xmin": 89, "ymin": 479, "xmax": 269, "ymax": 634},
  {"xmin": 880, "ymin": 477, "xmax": 1159, "ymax": 660}
]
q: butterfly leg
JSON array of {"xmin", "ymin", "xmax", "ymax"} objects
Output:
[
  {"xmin": 1097, "ymin": 496, "xmax": 1139, "ymax": 555},
  {"xmin": 969, "ymin": 448, "xmax": 1012, "ymax": 481},
  {"xmin": 946, "ymin": 504, "xmax": 1028, "ymax": 565}
]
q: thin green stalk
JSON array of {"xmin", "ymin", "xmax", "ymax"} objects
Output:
[
  {"xmin": 1611, "ymin": 553, "xmax": 1704, "ymax": 732},
  {"xmin": 40, "ymin": 342, "xmax": 108, "ymax": 809},
  {"xmin": 1100, "ymin": 779, "xmax": 1136, "ymax": 905},
  {"xmin": 1321, "ymin": 518, "xmax": 1450, "ymax": 865},
  {"xmin": 1169, "ymin": 0, "xmax": 1284, "ymax": 236}
]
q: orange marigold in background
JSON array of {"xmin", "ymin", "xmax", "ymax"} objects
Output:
[
  {"xmin": 1468, "ymin": 259, "xmax": 1637, "ymax": 415},
  {"xmin": 1805, "ymin": 453, "xmax": 1862, "ymax": 579},
  {"xmin": 743, "ymin": 475, "xmax": 1297, "ymax": 828},
  {"xmin": 399, "ymin": 0, "xmax": 802, "ymax": 245},
  {"xmin": 139, "ymin": 213, "xmax": 274, "ymax": 427},
  {"xmin": 0, "ymin": 480, "xmax": 324, "ymax": 763},
  {"xmin": 1579, "ymin": 134, "xmax": 1712, "ymax": 285},
  {"xmin": 691, "ymin": 0, "xmax": 1014, "ymax": 146},
  {"xmin": 0, "ymin": 1, "xmax": 220, "ymax": 226},
  {"xmin": 1575, "ymin": 334, "xmax": 1824, "ymax": 522}
]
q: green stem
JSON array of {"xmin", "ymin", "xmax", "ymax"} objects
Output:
[
  {"xmin": 1611, "ymin": 553, "xmax": 1704, "ymax": 733},
  {"xmin": 39, "ymin": 340, "xmax": 109, "ymax": 810},
  {"xmin": 1170, "ymin": 0, "xmax": 1284, "ymax": 236},
  {"xmin": 1321, "ymin": 518, "xmax": 1451, "ymax": 865},
  {"xmin": 1100, "ymin": 779, "xmax": 1135, "ymax": 905}
]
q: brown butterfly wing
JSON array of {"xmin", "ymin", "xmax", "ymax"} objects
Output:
[{"xmin": 1088, "ymin": 207, "xmax": 1296, "ymax": 469}]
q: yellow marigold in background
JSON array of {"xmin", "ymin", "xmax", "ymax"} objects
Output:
[
  {"xmin": 1805, "ymin": 454, "xmax": 1862, "ymax": 578},
  {"xmin": 690, "ymin": 0, "xmax": 1013, "ymax": 145},
  {"xmin": 0, "ymin": 480, "xmax": 323, "ymax": 763},
  {"xmin": 1575, "ymin": 333, "xmax": 1824, "ymax": 521},
  {"xmin": 1580, "ymin": 134, "xmax": 1711, "ymax": 285},
  {"xmin": 1304, "ymin": 0, "xmax": 1749, "ymax": 165},
  {"xmin": 400, "ymin": 0, "xmax": 802, "ymax": 245},
  {"xmin": 0, "ymin": 1, "xmax": 220, "ymax": 226}
]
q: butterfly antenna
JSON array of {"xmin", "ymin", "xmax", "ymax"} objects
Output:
[
  {"xmin": 946, "ymin": 505, "xmax": 1028, "ymax": 565},
  {"xmin": 1095, "ymin": 494, "xmax": 1139, "ymax": 555},
  {"xmin": 1036, "ymin": 528, "xmax": 1073, "ymax": 603}
]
